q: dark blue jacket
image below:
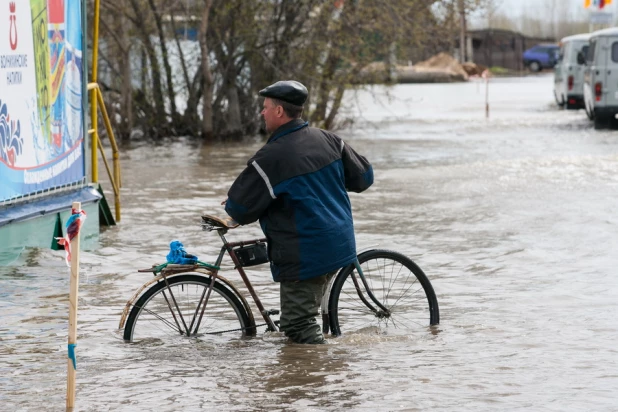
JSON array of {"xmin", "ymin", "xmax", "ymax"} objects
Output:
[{"xmin": 225, "ymin": 119, "xmax": 373, "ymax": 281}]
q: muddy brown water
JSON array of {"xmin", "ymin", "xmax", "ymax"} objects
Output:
[{"xmin": 2, "ymin": 75, "xmax": 618, "ymax": 411}]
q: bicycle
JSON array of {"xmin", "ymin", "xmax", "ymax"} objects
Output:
[{"xmin": 119, "ymin": 214, "xmax": 440, "ymax": 342}]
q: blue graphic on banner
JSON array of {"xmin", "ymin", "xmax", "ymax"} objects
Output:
[
  {"xmin": 1, "ymin": 140, "xmax": 84, "ymax": 200},
  {"xmin": 0, "ymin": 100, "xmax": 24, "ymax": 167},
  {"xmin": 64, "ymin": 0, "xmax": 82, "ymax": 150}
]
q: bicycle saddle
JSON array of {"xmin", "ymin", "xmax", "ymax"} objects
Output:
[{"xmin": 201, "ymin": 214, "xmax": 240, "ymax": 229}]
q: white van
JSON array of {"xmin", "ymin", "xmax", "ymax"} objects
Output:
[
  {"xmin": 554, "ymin": 33, "xmax": 590, "ymax": 109},
  {"xmin": 583, "ymin": 28, "xmax": 618, "ymax": 129}
]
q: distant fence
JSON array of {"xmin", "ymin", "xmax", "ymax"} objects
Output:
[{"xmin": 467, "ymin": 29, "xmax": 555, "ymax": 71}]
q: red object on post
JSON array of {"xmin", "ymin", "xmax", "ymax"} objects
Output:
[{"xmin": 56, "ymin": 208, "xmax": 87, "ymax": 267}]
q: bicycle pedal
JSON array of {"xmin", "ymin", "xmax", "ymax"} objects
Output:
[{"xmin": 264, "ymin": 309, "xmax": 280, "ymax": 316}]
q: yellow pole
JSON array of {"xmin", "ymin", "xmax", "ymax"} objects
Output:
[
  {"xmin": 96, "ymin": 135, "xmax": 122, "ymax": 221},
  {"xmin": 90, "ymin": 0, "xmax": 101, "ymax": 183},
  {"xmin": 96, "ymin": 87, "xmax": 122, "ymax": 222},
  {"xmin": 66, "ymin": 202, "xmax": 83, "ymax": 412},
  {"xmin": 96, "ymin": 137, "xmax": 120, "ymax": 198}
]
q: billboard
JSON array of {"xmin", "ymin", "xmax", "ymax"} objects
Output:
[{"xmin": 0, "ymin": 0, "xmax": 85, "ymax": 202}]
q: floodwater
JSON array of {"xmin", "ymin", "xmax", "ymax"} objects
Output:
[{"xmin": 2, "ymin": 75, "xmax": 618, "ymax": 411}]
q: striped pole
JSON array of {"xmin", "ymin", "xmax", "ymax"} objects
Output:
[{"xmin": 66, "ymin": 202, "xmax": 82, "ymax": 411}]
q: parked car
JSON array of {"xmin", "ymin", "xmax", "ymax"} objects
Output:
[
  {"xmin": 583, "ymin": 28, "xmax": 618, "ymax": 129},
  {"xmin": 553, "ymin": 34, "xmax": 590, "ymax": 109},
  {"xmin": 523, "ymin": 44, "xmax": 560, "ymax": 72}
]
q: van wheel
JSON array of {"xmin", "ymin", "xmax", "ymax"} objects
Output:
[
  {"xmin": 554, "ymin": 91, "xmax": 564, "ymax": 107},
  {"xmin": 594, "ymin": 115, "xmax": 609, "ymax": 130},
  {"xmin": 585, "ymin": 105, "xmax": 595, "ymax": 120},
  {"xmin": 529, "ymin": 61, "xmax": 541, "ymax": 72}
]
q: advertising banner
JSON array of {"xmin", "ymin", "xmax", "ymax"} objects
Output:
[{"xmin": 0, "ymin": 0, "xmax": 85, "ymax": 202}]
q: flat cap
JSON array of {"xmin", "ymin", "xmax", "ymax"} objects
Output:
[{"xmin": 259, "ymin": 80, "xmax": 308, "ymax": 106}]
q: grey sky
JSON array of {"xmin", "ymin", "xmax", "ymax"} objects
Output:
[{"xmin": 469, "ymin": 0, "xmax": 618, "ymax": 35}]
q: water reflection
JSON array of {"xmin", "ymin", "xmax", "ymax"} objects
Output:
[{"xmin": 262, "ymin": 344, "xmax": 360, "ymax": 410}]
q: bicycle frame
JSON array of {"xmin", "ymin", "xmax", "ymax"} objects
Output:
[
  {"xmin": 209, "ymin": 228, "xmax": 278, "ymax": 332},
  {"xmin": 174, "ymin": 231, "xmax": 389, "ymax": 337},
  {"xmin": 119, "ymin": 226, "xmax": 393, "ymax": 338}
]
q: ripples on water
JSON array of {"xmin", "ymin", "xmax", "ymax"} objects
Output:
[{"xmin": 2, "ymin": 75, "xmax": 618, "ymax": 410}]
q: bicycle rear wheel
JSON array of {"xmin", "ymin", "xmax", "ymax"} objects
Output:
[
  {"xmin": 328, "ymin": 249, "xmax": 439, "ymax": 336},
  {"xmin": 123, "ymin": 274, "xmax": 254, "ymax": 342}
]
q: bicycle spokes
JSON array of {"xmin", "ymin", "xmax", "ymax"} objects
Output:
[
  {"xmin": 189, "ymin": 278, "xmax": 216, "ymax": 336},
  {"xmin": 329, "ymin": 250, "xmax": 439, "ymax": 336},
  {"xmin": 124, "ymin": 275, "xmax": 252, "ymax": 342}
]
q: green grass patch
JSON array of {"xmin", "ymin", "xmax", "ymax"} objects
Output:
[{"xmin": 489, "ymin": 66, "xmax": 509, "ymax": 75}]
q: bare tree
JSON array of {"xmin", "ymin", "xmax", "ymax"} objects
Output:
[
  {"xmin": 199, "ymin": 0, "xmax": 214, "ymax": 139},
  {"xmin": 93, "ymin": 0, "xmax": 468, "ymax": 141}
]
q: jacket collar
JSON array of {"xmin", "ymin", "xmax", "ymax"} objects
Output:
[{"xmin": 267, "ymin": 118, "xmax": 308, "ymax": 143}]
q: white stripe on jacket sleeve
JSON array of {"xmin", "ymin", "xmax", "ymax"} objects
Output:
[{"xmin": 251, "ymin": 160, "xmax": 276, "ymax": 199}]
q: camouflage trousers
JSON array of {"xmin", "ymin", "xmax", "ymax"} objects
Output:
[{"xmin": 279, "ymin": 271, "xmax": 336, "ymax": 344}]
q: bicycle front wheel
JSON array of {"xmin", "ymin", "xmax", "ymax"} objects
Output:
[
  {"xmin": 123, "ymin": 274, "xmax": 254, "ymax": 342},
  {"xmin": 328, "ymin": 249, "xmax": 439, "ymax": 337}
]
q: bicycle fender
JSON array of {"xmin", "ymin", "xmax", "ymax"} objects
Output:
[{"xmin": 356, "ymin": 245, "xmax": 379, "ymax": 255}]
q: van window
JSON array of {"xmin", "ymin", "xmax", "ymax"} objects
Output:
[
  {"xmin": 581, "ymin": 45, "xmax": 589, "ymax": 61},
  {"xmin": 612, "ymin": 42, "xmax": 618, "ymax": 62},
  {"xmin": 587, "ymin": 40, "xmax": 596, "ymax": 63}
]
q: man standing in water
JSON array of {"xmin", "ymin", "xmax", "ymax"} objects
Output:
[{"xmin": 225, "ymin": 80, "xmax": 373, "ymax": 344}]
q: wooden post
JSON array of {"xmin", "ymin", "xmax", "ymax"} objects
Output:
[
  {"xmin": 66, "ymin": 202, "xmax": 82, "ymax": 412},
  {"xmin": 484, "ymin": 70, "xmax": 490, "ymax": 119}
]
